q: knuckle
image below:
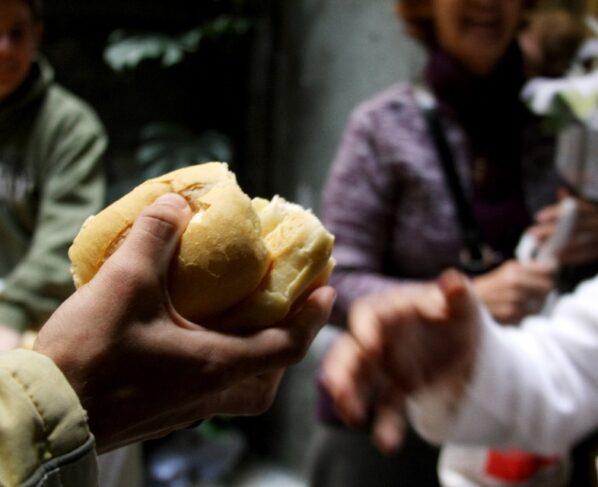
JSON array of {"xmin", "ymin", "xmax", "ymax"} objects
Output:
[
  {"xmin": 505, "ymin": 304, "xmax": 520, "ymax": 319},
  {"xmin": 238, "ymin": 378, "xmax": 277, "ymax": 415},
  {"xmin": 263, "ymin": 328, "xmax": 309, "ymax": 366},
  {"xmin": 102, "ymin": 258, "xmax": 154, "ymax": 295},
  {"xmin": 506, "ymin": 269, "xmax": 521, "ymax": 287},
  {"xmin": 137, "ymin": 207, "xmax": 181, "ymax": 242},
  {"xmin": 251, "ymin": 389, "xmax": 276, "ymax": 415}
]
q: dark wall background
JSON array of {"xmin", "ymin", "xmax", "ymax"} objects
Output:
[{"xmin": 39, "ymin": 0, "xmax": 272, "ymax": 200}]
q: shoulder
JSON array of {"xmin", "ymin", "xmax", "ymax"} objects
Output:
[
  {"xmin": 344, "ymin": 82, "xmax": 428, "ymax": 153},
  {"xmin": 30, "ymin": 84, "xmax": 107, "ymax": 169},
  {"xmin": 348, "ymin": 82, "xmax": 421, "ymax": 128},
  {"xmin": 341, "ymin": 82, "xmax": 432, "ymax": 162},
  {"xmin": 41, "ymin": 83, "xmax": 105, "ymax": 136}
]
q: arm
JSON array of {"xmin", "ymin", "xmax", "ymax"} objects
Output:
[
  {"xmin": 1, "ymin": 193, "xmax": 333, "ymax": 486},
  {"xmin": 322, "ymin": 270, "xmax": 598, "ymax": 455},
  {"xmin": 30, "ymin": 194, "xmax": 333, "ymax": 455},
  {"xmin": 324, "ymin": 107, "xmax": 555, "ymax": 328},
  {"xmin": 322, "ymin": 109, "xmax": 419, "ymax": 324},
  {"xmin": 415, "ymin": 275, "xmax": 598, "ymax": 454},
  {"xmin": 0, "ymin": 100, "xmax": 107, "ymax": 331}
]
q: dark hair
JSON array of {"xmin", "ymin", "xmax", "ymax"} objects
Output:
[
  {"xmin": 24, "ymin": 0, "xmax": 43, "ymax": 20},
  {"xmin": 396, "ymin": 0, "xmax": 538, "ymax": 47},
  {"xmin": 522, "ymin": 8, "xmax": 586, "ymax": 77}
]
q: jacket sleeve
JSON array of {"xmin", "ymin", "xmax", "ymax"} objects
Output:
[
  {"xmin": 409, "ymin": 275, "xmax": 598, "ymax": 455},
  {"xmin": 0, "ymin": 97, "xmax": 107, "ymax": 331},
  {"xmin": 0, "ymin": 349, "xmax": 97, "ymax": 487},
  {"xmin": 322, "ymin": 108, "xmax": 419, "ymax": 325}
]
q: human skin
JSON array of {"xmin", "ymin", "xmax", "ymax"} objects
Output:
[
  {"xmin": 34, "ymin": 194, "xmax": 335, "ymax": 453},
  {"xmin": 433, "ymin": 0, "xmax": 523, "ymax": 76},
  {"xmin": 321, "ymin": 270, "xmax": 479, "ymax": 454},
  {"xmin": 472, "ymin": 260, "xmax": 555, "ymax": 324},
  {"xmin": 0, "ymin": 0, "xmax": 41, "ymax": 100},
  {"xmin": 530, "ymin": 193, "xmax": 598, "ymax": 267},
  {"xmin": 0, "ymin": 0, "xmax": 43, "ymax": 350}
]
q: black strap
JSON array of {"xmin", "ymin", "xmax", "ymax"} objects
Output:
[{"xmin": 415, "ymin": 86, "xmax": 494, "ymax": 273}]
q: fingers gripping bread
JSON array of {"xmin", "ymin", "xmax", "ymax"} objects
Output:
[
  {"xmin": 69, "ymin": 162, "xmax": 334, "ymax": 325},
  {"xmin": 216, "ymin": 196, "xmax": 335, "ymax": 328}
]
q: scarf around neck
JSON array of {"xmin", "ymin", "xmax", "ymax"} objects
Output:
[{"xmin": 424, "ymin": 43, "xmax": 532, "ymax": 259}]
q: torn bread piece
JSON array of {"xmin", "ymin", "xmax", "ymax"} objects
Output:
[
  {"xmin": 216, "ymin": 196, "xmax": 335, "ymax": 328},
  {"xmin": 69, "ymin": 163, "xmax": 334, "ymax": 326}
]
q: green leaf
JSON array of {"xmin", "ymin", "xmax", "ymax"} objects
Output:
[
  {"xmin": 135, "ymin": 122, "xmax": 233, "ymax": 179},
  {"xmin": 104, "ymin": 17, "xmax": 252, "ymax": 71}
]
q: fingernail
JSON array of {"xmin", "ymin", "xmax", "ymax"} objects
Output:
[{"xmin": 154, "ymin": 193, "xmax": 189, "ymax": 210}]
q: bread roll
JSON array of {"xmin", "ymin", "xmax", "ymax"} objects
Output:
[
  {"xmin": 214, "ymin": 195, "xmax": 335, "ymax": 328},
  {"xmin": 69, "ymin": 162, "xmax": 334, "ymax": 326}
]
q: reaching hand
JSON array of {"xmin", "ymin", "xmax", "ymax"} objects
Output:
[
  {"xmin": 321, "ymin": 270, "xmax": 480, "ymax": 454},
  {"xmin": 34, "ymin": 193, "xmax": 334, "ymax": 453},
  {"xmin": 472, "ymin": 259, "xmax": 555, "ymax": 324},
  {"xmin": 531, "ymin": 196, "xmax": 598, "ymax": 266}
]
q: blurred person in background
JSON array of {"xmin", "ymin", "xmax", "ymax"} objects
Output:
[
  {"xmin": 310, "ymin": 0, "xmax": 596, "ymax": 486},
  {"xmin": 519, "ymin": 6, "xmax": 586, "ymax": 80},
  {"xmin": 0, "ymin": 193, "xmax": 335, "ymax": 486},
  {"xmin": 0, "ymin": 0, "xmax": 106, "ymax": 350},
  {"xmin": 0, "ymin": 0, "xmax": 147, "ymax": 484}
]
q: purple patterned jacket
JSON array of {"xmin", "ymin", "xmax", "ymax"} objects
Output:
[{"xmin": 322, "ymin": 82, "xmax": 560, "ymax": 326}]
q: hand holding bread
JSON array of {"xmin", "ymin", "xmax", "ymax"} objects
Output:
[
  {"xmin": 68, "ymin": 162, "xmax": 335, "ymax": 327},
  {"xmin": 34, "ymin": 191, "xmax": 335, "ymax": 452}
]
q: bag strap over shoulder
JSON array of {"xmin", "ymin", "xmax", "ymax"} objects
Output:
[{"xmin": 414, "ymin": 85, "xmax": 498, "ymax": 274}]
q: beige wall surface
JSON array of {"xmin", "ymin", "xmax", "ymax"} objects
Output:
[
  {"xmin": 269, "ymin": 0, "xmax": 423, "ymax": 214},
  {"xmin": 261, "ymin": 1, "xmax": 422, "ymax": 472}
]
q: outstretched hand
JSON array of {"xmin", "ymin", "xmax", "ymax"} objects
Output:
[
  {"xmin": 321, "ymin": 271, "xmax": 481, "ymax": 454},
  {"xmin": 34, "ymin": 193, "xmax": 334, "ymax": 453}
]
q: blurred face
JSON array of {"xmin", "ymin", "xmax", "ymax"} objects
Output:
[
  {"xmin": 433, "ymin": 0, "xmax": 523, "ymax": 76},
  {"xmin": 0, "ymin": 0, "xmax": 40, "ymax": 101}
]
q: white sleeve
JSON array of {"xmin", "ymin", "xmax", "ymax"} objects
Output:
[{"xmin": 409, "ymin": 275, "xmax": 598, "ymax": 455}]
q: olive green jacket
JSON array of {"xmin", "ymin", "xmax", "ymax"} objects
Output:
[
  {"xmin": 0, "ymin": 350, "xmax": 96, "ymax": 486},
  {"xmin": 0, "ymin": 56, "xmax": 107, "ymax": 331}
]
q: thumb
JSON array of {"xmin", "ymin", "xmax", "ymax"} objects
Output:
[
  {"xmin": 437, "ymin": 269, "xmax": 480, "ymax": 324},
  {"xmin": 116, "ymin": 193, "xmax": 192, "ymax": 273}
]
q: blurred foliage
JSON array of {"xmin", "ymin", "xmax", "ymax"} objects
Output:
[
  {"xmin": 104, "ymin": 16, "xmax": 251, "ymax": 71},
  {"xmin": 135, "ymin": 122, "xmax": 233, "ymax": 180},
  {"xmin": 539, "ymin": 96, "xmax": 579, "ymax": 133},
  {"xmin": 106, "ymin": 123, "xmax": 233, "ymax": 203},
  {"xmin": 103, "ymin": 11, "xmax": 252, "ymax": 187}
]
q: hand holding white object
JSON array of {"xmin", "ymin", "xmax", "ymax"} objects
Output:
[{"xmin": 516, "ymin": 196, "xmax": 578, "ymax": 266}]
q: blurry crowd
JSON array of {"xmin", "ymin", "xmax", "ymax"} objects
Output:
[{"xmin": 2, "ymin": 0, "xmax": 598, "ymax": 487}]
